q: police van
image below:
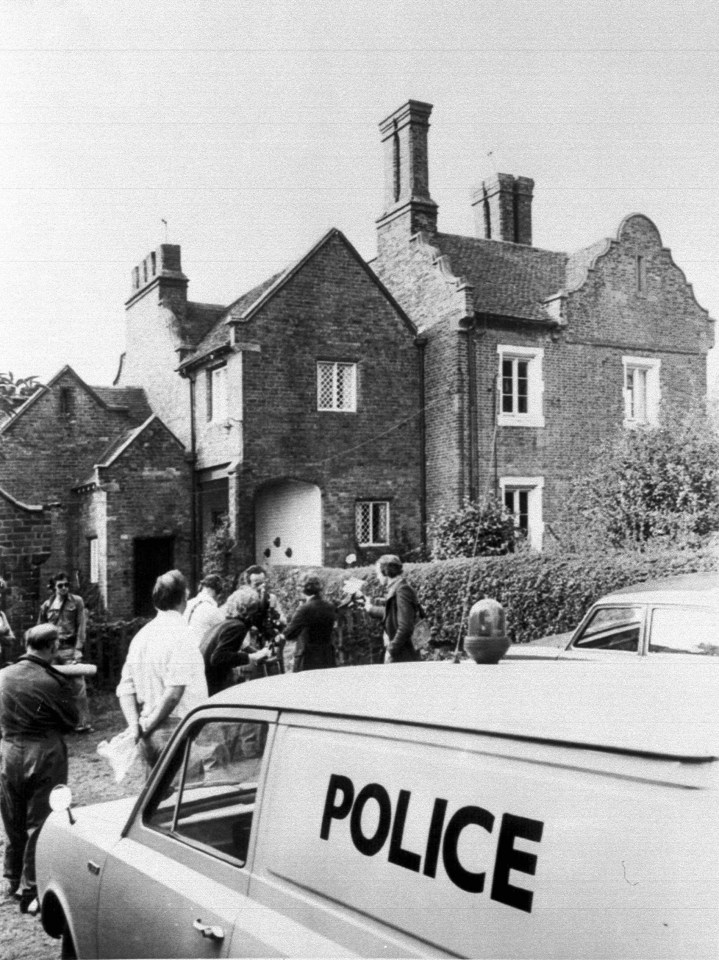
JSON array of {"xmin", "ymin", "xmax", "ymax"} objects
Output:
[{"xmin": 37, "ymin": 660, "xmax": 718, "ymax": 958}]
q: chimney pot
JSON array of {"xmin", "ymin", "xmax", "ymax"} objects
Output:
[{"xmin": 472, "ymin": 173, "xmax": 534, "ymax": 245}]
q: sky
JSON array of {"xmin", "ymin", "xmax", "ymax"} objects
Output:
[{"xmin": 3, "ymin": 0, "xmax": 719, "ymax": 387}]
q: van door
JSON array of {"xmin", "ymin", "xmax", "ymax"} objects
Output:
[
  {"xmin": 248, "ymin": 714, "xmax": 719, "ymax": 959},
  {"xmin": 97, "ymin": 709, "xmax": 275, "ymax": 959}
]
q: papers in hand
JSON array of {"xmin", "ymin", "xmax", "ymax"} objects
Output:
[
  {"xmin": 97, "ymin": 729, "xmax": 141, "ymax": 783},
  {"xmin": 342, "ymin": 577, "xmax": 366, "ymax": 596}
]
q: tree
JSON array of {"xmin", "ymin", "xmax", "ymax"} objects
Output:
[
  {"xmin": 562, "ymin": 406, "xmax": 719, "ymax": 549},
  {"xmin": 0, "ymin": 372, "xmax": 42, "ymax": 415},
  {"xmin": 201, "ymin": 515, "xmax": 236, "ymax": 593},
  {"xmin": 428, "ymin": 495, "xmax": 517, "ymax": 560}
]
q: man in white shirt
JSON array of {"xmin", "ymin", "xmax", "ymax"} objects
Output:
[
  {"xmin": 184, "ymin": 573, "xmax": 224, "ymax": 646},
  {"xmin": 116, "ymin": 569, "xmax": 207, "ymax": 769}
]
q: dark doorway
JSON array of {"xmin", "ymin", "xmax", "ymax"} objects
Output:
[{"xmin": 133, "ymin": 537, "xmax": 174, "ymax": 617}]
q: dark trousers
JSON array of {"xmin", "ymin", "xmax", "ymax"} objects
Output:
[{"xmin": 0, "ymin": 736, "xmax": 68, "ymax": 894}]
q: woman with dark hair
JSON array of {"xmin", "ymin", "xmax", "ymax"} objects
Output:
[
  {"xmin": 284, "ymin": 574, "xmax": 337, "ymax": 672},
  {"xmin": 365, "ymin": 554, "xmax": 420, "ymax": 663},
  {"xmin": 200, "ymin": 590, "xmax": 270, "ymax": 695}
]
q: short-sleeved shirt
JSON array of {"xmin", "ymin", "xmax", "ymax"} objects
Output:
[
  {"xmin": 116, "ymin": 610, "xmax": 208, "ymax": 721},
  {"xmin": 184, "ymin": 593, "xmax": 224, "ymax": 646}
]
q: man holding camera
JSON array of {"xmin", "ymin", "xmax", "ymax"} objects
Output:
[{"xmin": 223, "ymin": 566, "xmax": 286, "ymax": 677}]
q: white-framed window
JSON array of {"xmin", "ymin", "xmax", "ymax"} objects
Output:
[
  {"xmin": 89, "ymin": 537, "xmax": 99, "ymax": 584},
  {"xmin": 207, "ymin": 364, "xmax": 228, "ymax": 423},
  {"xmin": 355, "ymin": 500, "xmax": 390, "ymax": 546},
  {"xmin": 623, "ymin": 356, "xmax": 660, "ymax": 427},
  {"xmin": 317, "ymin": 361, "xmax": 357, "ymax": 412},
  {"xmin": 500, "ymin": 477, "xmax": 544, "ymax": 551},
  {"xmin": 497, "ymin": 346, "xmax": 545, "ymax": 427}
]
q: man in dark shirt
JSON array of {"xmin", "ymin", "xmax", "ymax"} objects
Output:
[
  {"xmin": 284, "ymin": 573, "xmax": 337, "ymax": 672},
  {"xmin": 0, "ymin": 624, "xmax": 78, "ymax": 912}
]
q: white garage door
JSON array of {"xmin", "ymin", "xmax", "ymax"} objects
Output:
[{"xmin": 255, "ymin": 481, "xmax": 322, "ymax": 566}]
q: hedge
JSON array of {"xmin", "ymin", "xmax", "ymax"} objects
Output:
[
  {"xmin": 84, "ymin": 545, "xmax": 719, "ymax": 689},
  {"xmin": 270, "ymin": 546, "xmax": 719, "ymax": 661}
]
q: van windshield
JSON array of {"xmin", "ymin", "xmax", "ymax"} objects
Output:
[
  {"xmin": 649, "ymin": 605, "xmax": 719, "ymax": 655},
  {"xmin": 572, "ymin": 606, "xmax": 643, "ymax": 652}
]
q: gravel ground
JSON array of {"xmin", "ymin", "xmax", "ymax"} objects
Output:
[{"xmin": 0, "ymin": 693, "xmax": 145, "ymax": 960}]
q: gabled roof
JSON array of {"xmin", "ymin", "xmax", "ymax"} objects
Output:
[
  {"xmin": 74, "ymin": 414, "xmax": 185, "ymax": 490},
  {"xmin": 0, "ymin": 485, "xmax": 44, "ymax": 513},
  {"xmin": 433, "ymin": 233, "xmax": 568, "ymax": 323},
  {"xmin": 90, "ymin": 386, "xmax": 152, "ymax": 422},
  {"xmin": 180, "ymin": 273, "xmax": 282, "ymax": 366},
  {"xmin": 96, "ymin": 414, "xmax": 185, "ymax": 468},
  {"xmin": 179, "ymin": 228, "xmax": 415, "ymax": 371},
  {"xmin": 0, "ymin": 365, "xmax": 151, "ymax": 436},
  {"xmin": 185, "ymin": 302, "xmax": 228, "ymax": 344},
  {"xmin": 424, "ymin": 214, "xmax": 712, "ymax": 327},
  {"xmin": 564, "ymin": 238, "xmax": 612, "ymax": 294}
]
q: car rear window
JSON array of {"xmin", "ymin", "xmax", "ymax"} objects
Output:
[
  {"xmin": 649, "ymin": 606, "xmax": 719, "ymax": 655},
  {"xmin": 572, "ymin": 606, "xmax": 643, "ymax": 652}
]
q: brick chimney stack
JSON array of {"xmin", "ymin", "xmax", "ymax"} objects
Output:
[
  {"xmin": 376, "ymin": 100, "xmax": 438, "ymax": 237},
  {"xmin": 126, "ymin": 244, "xmax": 188, "ymax": 319},
  {"xmin": 471, "ymin": 174, "xmax": 534, "ymax": 245}
]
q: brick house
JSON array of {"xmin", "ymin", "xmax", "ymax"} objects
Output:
[
  {"xmin": 0, "ymin": 366, "xmax": 190, "ymax": 626},
  {"xmin": 117, "ymin": 227, "xmax": 423, "ymax": 574},
  {"xmin": 0, "ymin": 486, "xmax": 52, "ymax": 638},
  {"xmin": 373, "ymin": 100, "xmax": 715, "ymax": 549},
  {"xmin": 2, "ymin": 99, "xmax": 713, "ymax": 626}
]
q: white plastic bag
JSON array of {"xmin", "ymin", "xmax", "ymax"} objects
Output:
[{"xmin": 97, "ymin": 729, "xmax": 141, "ymax": 783}]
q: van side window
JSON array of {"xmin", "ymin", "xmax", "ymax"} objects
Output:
[
  {"xmin": 143, "ymin": 718, "xmax": 268, "ymax": 866},
  {"xmin": 572, "ymin": 606, "xmax": 642, "ymax": 652}
]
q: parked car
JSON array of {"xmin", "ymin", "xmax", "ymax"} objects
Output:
[
  {"xmin": 507, "ymin": 571, "xmax": 719, "ymax": 660},
  {"xmin": 37, "ymin": 660, "xmax": 718, "ymax": 958}
]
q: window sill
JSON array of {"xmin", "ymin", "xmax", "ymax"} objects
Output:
[
  {"xmin": 497, "ymin": 414, "xmax": 545, "ymax": 429},
  {"xmin": 623, "ymin": 418, "xmax": 656, "ymax": 430}
]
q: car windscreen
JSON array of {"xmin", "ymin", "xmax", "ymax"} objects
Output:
[
  {"xmin": 649, "ymin": 605, "xmax": 719, "ymax": 655},
  {"xmin": 571, "ymin": 605, "xmax": 643, "ymax": 652}
]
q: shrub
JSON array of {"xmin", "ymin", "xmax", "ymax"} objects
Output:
[
  {"xmin": 270, "ymin": 546, "xmax": 719, "ymax": 663},
  {"xmin": 428, "ymin": 496, "xmax": 516, "ymax": 560},
  {"xmin": 201, "ymin": 516, "xmax": 236, "ymax": 594},
  {"xmin": 85, "ymin": 615, "xmax": 149, "ymax": 691},
  {"xmin": 560, "ymin": 406, "xmax": 719, "ymax": 549}
]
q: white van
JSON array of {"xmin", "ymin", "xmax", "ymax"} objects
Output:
[{"xmin": 37, "ymin": 660, "xmax": 718, "ymax": 958}]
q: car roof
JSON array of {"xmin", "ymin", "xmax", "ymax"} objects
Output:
[
  {"xmin": 599, "ymin": 571, "xmax": 719, "ymax": 606},
  {"xmin": 206, "ymin": 661, "xmax": 719, "ymax": 760}
]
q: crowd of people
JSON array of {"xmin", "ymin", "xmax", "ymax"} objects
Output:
[{"xmin": 0, "ymin": 553, "xmax": 423, "ymax": 915}]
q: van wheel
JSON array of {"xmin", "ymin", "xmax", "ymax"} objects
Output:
[{"xmin": 61, "ymin": 925, "xmax": 77, "ymax": 960}]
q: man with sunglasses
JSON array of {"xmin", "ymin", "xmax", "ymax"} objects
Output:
[{"xmin": 38, "ymin": 573, "xmax": 91, "ymax": 733}]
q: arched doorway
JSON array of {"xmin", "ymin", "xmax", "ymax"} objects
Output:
[{"xmin": 254, "ymin": 481, "xmax": 322, "ymax": 566}]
